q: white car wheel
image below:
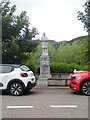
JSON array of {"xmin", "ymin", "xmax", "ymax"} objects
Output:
[{"xmin": 9, "ymin": 82, "xmax": 23, "ymax": 96}]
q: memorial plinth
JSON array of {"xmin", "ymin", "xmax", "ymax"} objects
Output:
[{"xmin": 37, "ymin": 33, "xmax": 51, "ymax": 87}]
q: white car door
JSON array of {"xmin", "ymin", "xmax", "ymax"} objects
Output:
[
  {"xmin": 0, "ymin": 73, "xmax": 6, "ymax": 89},
  {"xmin": 0, "ymin": 65, "xmax": 13, "ymax": 90},
  {"xmin": 0, "ymin": 65, "xmax": 4, "ymax": 89}
]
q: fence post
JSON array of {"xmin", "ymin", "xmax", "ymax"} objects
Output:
[{"xmin": 65, "ymin": 80, "xmax": 68, "ymax": 86}]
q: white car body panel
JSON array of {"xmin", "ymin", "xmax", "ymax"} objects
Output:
[{"xmin": 0, "ymin": 65, "xmax": 36, "ymax": 90}]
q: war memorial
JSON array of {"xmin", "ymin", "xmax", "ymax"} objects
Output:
[{"xmin": 37, "ymin": 33, "xmax": 51, "ymax": 87}]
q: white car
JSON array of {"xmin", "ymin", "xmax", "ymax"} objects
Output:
[{"xmin": 0, "ymin": 64, "xmax": 36, "ymax": 96}]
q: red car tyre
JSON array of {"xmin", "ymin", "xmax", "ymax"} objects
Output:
[{"xmin": 81, "ymin": 81, "xmax": 90, "ymax": 96}]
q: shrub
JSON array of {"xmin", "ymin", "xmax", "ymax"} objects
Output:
[{"xmin": 50, "ymin": 62, "xmax": 83, "ymax": 73}]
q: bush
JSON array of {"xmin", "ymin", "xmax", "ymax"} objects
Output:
[
  {"xmin": 25, "ymin": 61, "xmax": 37, "ymax": 73},
  {"xmin": 50, "ymin": 62, "xmax": 83, "ymax": 73},
  {"xmin": 37, "ymin": 66, "xmax": 40, "ymax": 73}
]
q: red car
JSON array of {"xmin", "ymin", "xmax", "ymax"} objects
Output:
[{"xmin": 70, "ymin": 71, "xmax": 90, "ymax": 96}]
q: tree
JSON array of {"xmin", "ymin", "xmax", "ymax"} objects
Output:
[
  {"xmin": 2, "ymin": 37, "xmax": 20, "ymax": 63},
  {"xmin": 25, "ymin": 44, "xmax": 42, "ymax": 73},
  {"xmin": 1, "ymin": 0, "xmax": 30, "ymax": 41},
  {"xmin": 24, "ymin": 27, "xmax": 38, "ymax": 40},
  {"xmin": 0, "ymin": 0, "xmax": 39, "ymax": 64},
  {"xmin": 77, "ymin": 1, "xmax": 90, "ymax": 70},
  {"xmin": 77, "ymin": 1, "xmax": 90, "ymax": 32}
]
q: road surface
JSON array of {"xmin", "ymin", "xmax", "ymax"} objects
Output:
[{"xmin": 1, "ymin": 87, "xmax": 88, "ymax": 119}]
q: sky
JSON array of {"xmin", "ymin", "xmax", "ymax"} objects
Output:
[{"xmin": 11, "ymin": 0, "xmax": 87, "ymax": 42}]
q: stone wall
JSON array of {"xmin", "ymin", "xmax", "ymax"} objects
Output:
[{"xmin": 35, "ymin": 73, "xmax": 72, "ymax": 86}]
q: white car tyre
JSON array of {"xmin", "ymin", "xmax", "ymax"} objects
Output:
[{"xmin": 9, "ymin": 82, "xmax": 24, "ymax": 96}]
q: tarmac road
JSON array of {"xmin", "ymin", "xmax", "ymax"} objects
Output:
[{"xmin": 1, "ymin": 86, "xmax": 88, "ymax": 119}]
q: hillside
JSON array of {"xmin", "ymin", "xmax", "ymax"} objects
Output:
[{"xmin": 41, "ymin": 35, "xmax": 87, "ymax": 49}]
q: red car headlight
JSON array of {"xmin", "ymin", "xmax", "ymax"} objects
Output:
[
  {"xmin": 71, "ymin": 76, "xmax": 81, "ymax": 80},
  {"xmin": 75, "ymin": 76, "xmax": 81, "ymax": 80}
]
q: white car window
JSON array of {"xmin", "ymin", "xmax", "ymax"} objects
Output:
[
  {"xmin": 0, "ymin": 65, "xmax": 13, "ymax": 73},
  {"xmin": 20, "ymin": 65, "xmax": 30, "ymax": 72}
]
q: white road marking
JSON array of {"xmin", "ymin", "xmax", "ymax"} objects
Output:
[
  {"xmin": 47, "ymin": 87, "xmax": 69, "ymax": 89},
  {"xmin": 50, "ymin": 105, "xmax": 77, "ymax": 108},
  {"xmin": 7, "ymin": 106, "xmax": 34, "ymax": 109},
  {"xmin": 6, "ymin": 105, "xmax": 77, "ymax": 109}
]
